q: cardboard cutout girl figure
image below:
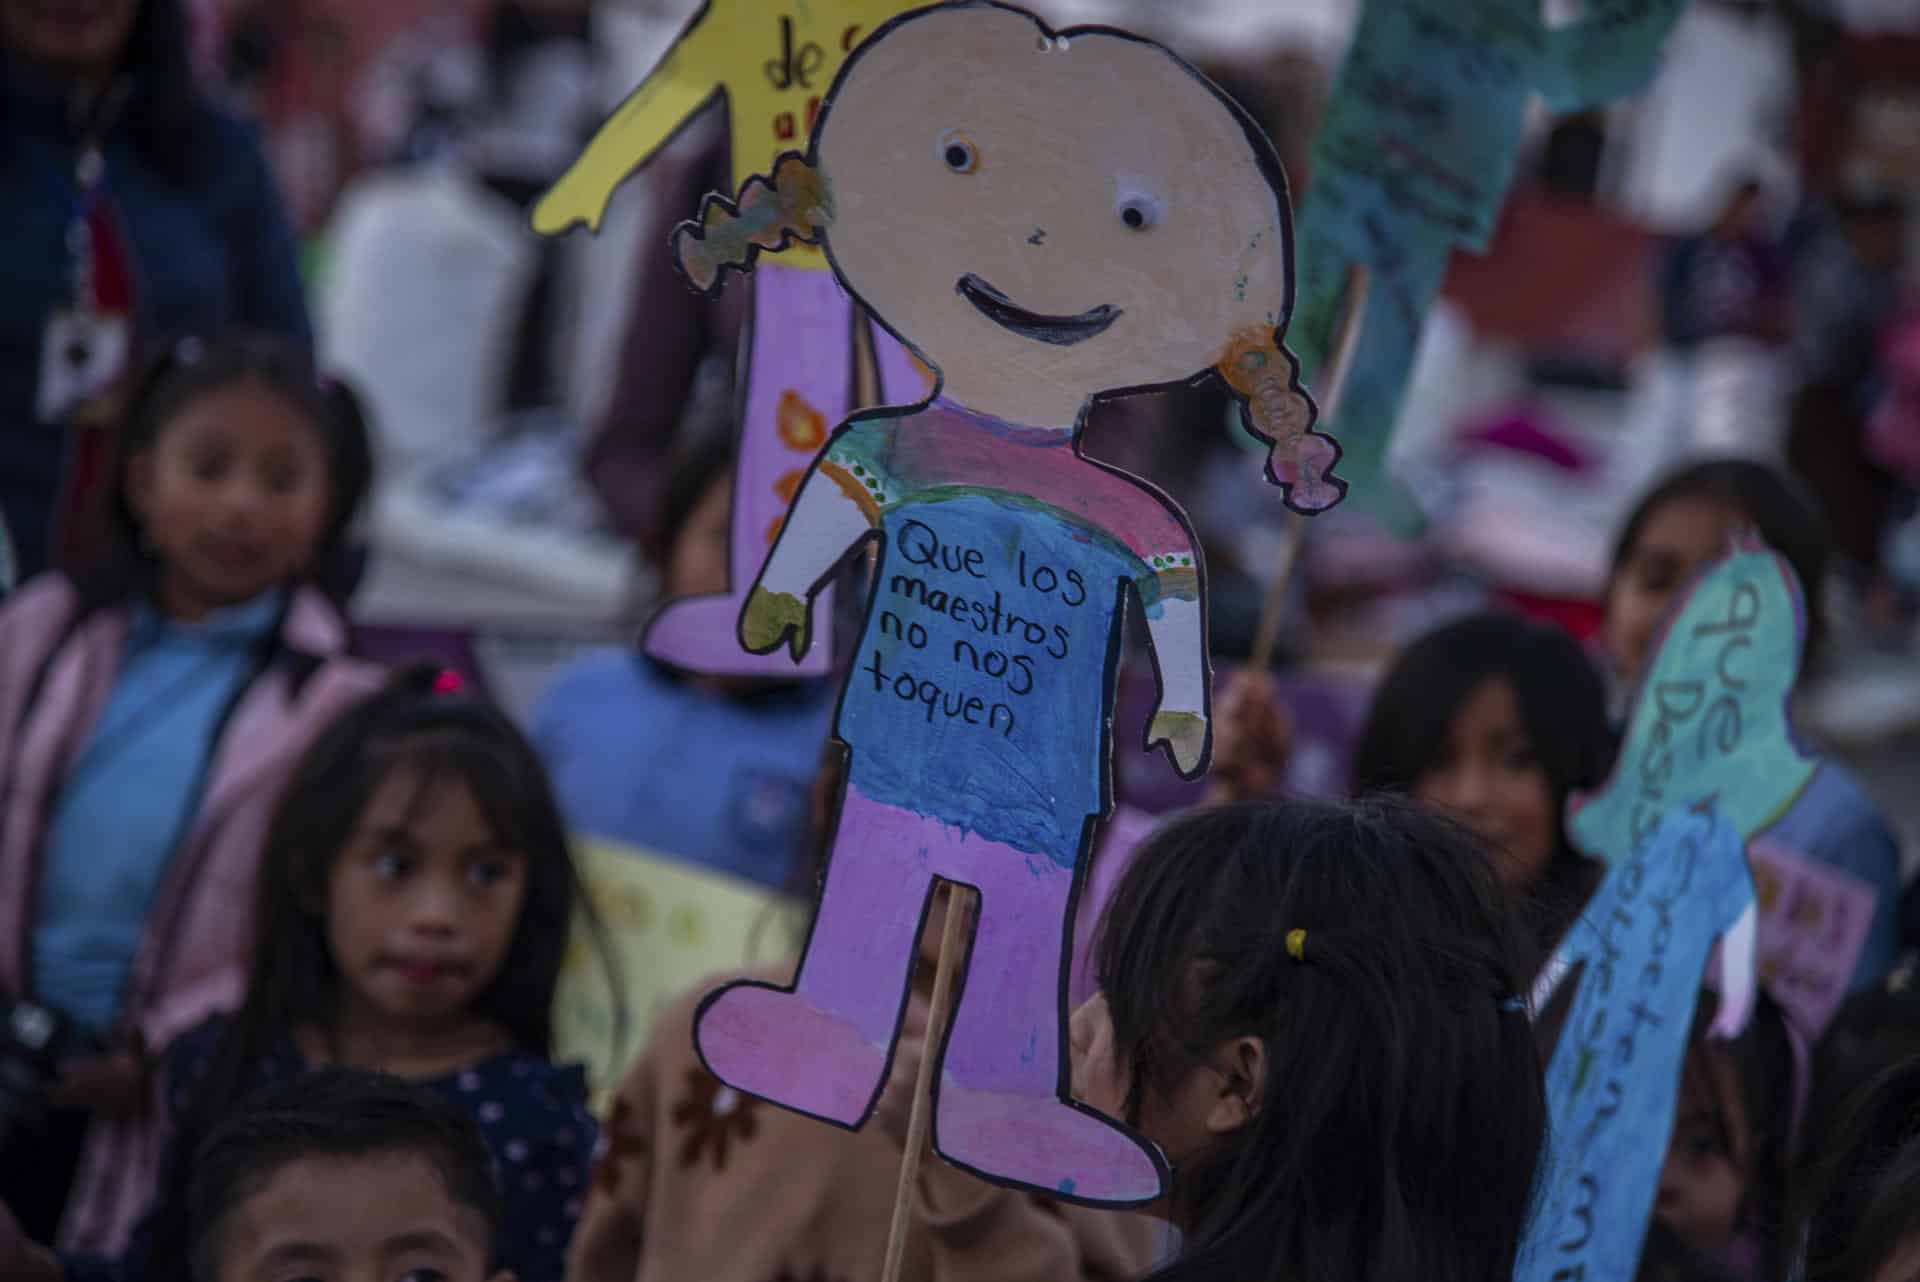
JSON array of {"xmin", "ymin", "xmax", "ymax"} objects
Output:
[
  {"xmin": 533, "ymin": 0, "xmax": 926, "ymax": 678},
  {"xmin": 678, "ymin": 0, "xmax": 1344, "ymax": 1205}
]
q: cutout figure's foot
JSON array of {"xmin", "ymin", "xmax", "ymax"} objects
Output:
[
  {"xmin": 695, "ymin": 983, "xmax": 888, "ymax": 1126},
  {"xmin": 645, "ymin": 591, "xmax": 831, "ymax": 678},
  {"xmin": 934, "ymin": 1085, "xmax": 1168, "ymax": 1205}
]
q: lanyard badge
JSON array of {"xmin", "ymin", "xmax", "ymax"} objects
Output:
[{"xmin": 37, "ymin": 140, "xmax": 133, "ymax": 425}]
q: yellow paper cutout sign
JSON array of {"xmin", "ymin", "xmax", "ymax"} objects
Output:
[
  {"xmin": 553, "ymin": 837, "xmax": 804, "ymax": 1107},
  {"xmin": 531, "ymin": 0, "xmax": 923, "ymax": 268}
]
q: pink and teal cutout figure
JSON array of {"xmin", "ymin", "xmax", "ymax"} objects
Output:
[{"xmin": 670, "ymin": 1, "xmax": 1344, "ymax": 1205}]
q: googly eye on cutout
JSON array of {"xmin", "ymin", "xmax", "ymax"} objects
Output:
[
  {"xmin": 1116, "ymin": 188, "xmax": 1163, "ymax": 231},
  {"xmin": 938, "ymin": 130, "xmax": 980, "ymax": 175}
]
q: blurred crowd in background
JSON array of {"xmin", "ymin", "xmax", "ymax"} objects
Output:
[
  {"xmin": 160, "ymin": 0, "xmax": 1920, "ymax": 820},
  {"xmin": 3, "ymin": 4, "xmax": 1920, "ymax": 1282}
]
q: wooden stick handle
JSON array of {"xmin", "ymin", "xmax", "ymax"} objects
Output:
[
  {"xmin": 880, "ymin": 882, "xmax": 975, "ymax": 1282},
  {"xmin": 1246, "ymin": 264, "xmax": 1374, "ymax": 672}
]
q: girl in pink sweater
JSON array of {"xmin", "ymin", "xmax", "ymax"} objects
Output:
[{"xmin": 0, "ymin": 334, "xmax": 380, "ymax": 1253}]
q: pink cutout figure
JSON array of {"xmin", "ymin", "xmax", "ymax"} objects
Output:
[{"xmin": 674, "ymin": 1, "xmax": 1338, "ymax": 1205}]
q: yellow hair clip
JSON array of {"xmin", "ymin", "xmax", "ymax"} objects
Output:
[{"xmin": 1285, "ymin": 928, "xmax": 1307, "ymax": 962}]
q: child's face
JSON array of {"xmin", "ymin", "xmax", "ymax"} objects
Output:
[
  {"xmin": 665, "ymin": 471, "xmax": 732, "ymax": 601},
  {"xmin": 326, "ymin": 767, "xmax": 528, "ymax": 1035},
  {"xmin": 209, "ymin": 1151, "xmax": 504, "ymax": 1282},
  {"xmin": 128, "ymin": 382, "xmax": 332, "ymax": 621},
  {"xmin": 1655, "ymin": 1103, "xmax": 1745, "ymax": 1255},
  {"xmin": 1412, "ymin": 677, "xmax": 1558, "ymax": 889},
  {"xmin": 1655, "ymin": 1053, "xmax": 1750, "ymax": 1257},
  {"xmin": 818, "ymin": 6, "xmax": 1291, "ymax": 426},
  {"xmin": 1604, "ymin": 496, "xmax": 1744, "ymax": 685},
  {"xmin": 1068, "ymin": 991, "xmax": 1245, "ymax": 1179}
]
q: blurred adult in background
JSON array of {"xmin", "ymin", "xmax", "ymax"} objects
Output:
[
  {"xmin": 1660, "ymin": 174, "xmax": 1795, "ymax": 462},
  {"xmin": 1661, "ymin": 176, "xmax": 1790, "ymax": 355},
  {"xmin": 0, "ymin": 0, "xmax": 310, "ymax": 587},
  {"xmin": 1786, "ymin": 188, "xmax": 1909, "ymax": 590}
]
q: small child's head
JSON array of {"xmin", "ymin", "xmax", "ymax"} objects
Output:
[
  {"xmin": 1350, "ymin": 613, "xmax": 1611, "ymax": 905},
  {"xmin": 247, "ymin": 666, "xmax": 584, "ymax": 1057},
  {"xmin": 188, "ymin": 1068, "xmax": 507, "ymax": 1282},
  {"xmin": 1794, "ymin": 1056, "xmax": 1920, "ymax": 1282},
  {"xmin": 1606, "ymin": 460, "xmax": 1829, "ymax": 686},
  {"xmin": 643, "ymin": 431, "xmax": 733, "ymax": 601},
  {"xmin": 102, "ymin": 333, "xmax": 372, "ymax": 618},
  {"xmin": 1654, "ymin": 995, "xmax": 1797, "ymax": 1277},
  {"xmin": 1076, "ymin": 797, "xmax": 1545, "ymax": 1282}
]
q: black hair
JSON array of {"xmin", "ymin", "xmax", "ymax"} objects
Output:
[
  {"xmin": 82, "ymin": 332, "xmax": 374, "ymax": 613},
  {"xmin": 1348, "ymin": 612, "xmax": 1612, "ymax": 962},
  {"xmin": 1608, "ymin": 460, "xmax": 1831, "ymax": 667},
  {"xmin": 117, "ymin": 0, "xmax": 207, "ymax": 183},
  {"xmin": 1793, "ymin": 1056, "xmax": 1920, "ymax": 1282},
  {"xmin": 640, "ymin": 428, "xmax": 733, "ymax": 571},
  {"xmin": 187, "ymin": 1068, "xmax": 503, "ymax": 1282},
  {"xmin": 1664, "ymin": 993, "xmax": 1798, "ymax": 1280},
  {"xmin": 1095, "ymin": 798, "xmax": 1546, "ymax": 1282},
  {"xmin": 147, "ymin": 665, "xmax": 619, "ymax": 1282},
  {"xmin": 1801, "ymin": 967, "xmax": 1920, "ymax": 1173}
]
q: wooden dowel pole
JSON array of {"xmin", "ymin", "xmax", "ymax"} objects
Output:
[
  {"xmin": 1246, "ymin": 264, "xmax": 1373, "ymax": 671},
  {"xmin": 879, "ymin": 882, "xmax": 975, "ymax": 1282}
]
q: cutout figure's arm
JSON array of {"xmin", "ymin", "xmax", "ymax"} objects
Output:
[
  {"xmin": 740, "ymin": 451, "xmax": 876, "ymax": 661},
  {"xmin": 532, "ymin": 11, "xmax": 724, "ymax": 235},
  {"xmin": 1710, "ymin": 901, "xmax": 1758, "ymax": 1039},
  {"xmin": 1134, "ymin": 539, "xmax": 1207, "ymax": 778}
]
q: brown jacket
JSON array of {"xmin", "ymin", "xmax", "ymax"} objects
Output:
[{"xmin": 570, "ymin": 967, "xmax": 1166, "ymax": 1282}]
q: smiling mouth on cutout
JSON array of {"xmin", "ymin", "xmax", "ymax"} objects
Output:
[{"xmin": 956, "ymin": 274, "xmax": 1120, "ymax": 347}]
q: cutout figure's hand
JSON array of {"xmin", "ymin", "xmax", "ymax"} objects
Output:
[
  {"xmin": 1205, "ymin": 670, "xmax": 1291, "ymax": 803},
  {"xmin": 739, "ymin": 587, "xmax": 810, "ymax": 662},
  {"xmin": 1148, "ymin": 710, "xmax": 1207, "ymax": 779}
]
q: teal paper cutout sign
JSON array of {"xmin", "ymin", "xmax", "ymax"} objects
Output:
[
  {"xmin": 1516, "ymin": 803, "xmax": 1756, "ymax": 1282},
  {"xmin": 1290, "ymin": 0, "xmax": 1689, "ymax": 532},
  {"xmin": 1568, "ymin": 539, "xmax": 1819, "ymax": 863}
]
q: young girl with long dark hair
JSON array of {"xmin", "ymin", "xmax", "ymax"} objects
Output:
[
  {"xmin": 1072, "ymin": 797, "xmax": 1547, "ymax": 1282},
  {"xmin": 0, "ymin": 334, "xmax": 377, "ymax": 1250}
]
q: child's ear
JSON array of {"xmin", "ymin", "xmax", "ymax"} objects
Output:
[{"xmin": 1204, "ymin": 1035, "xmax": 1267, "ymax": 1136}]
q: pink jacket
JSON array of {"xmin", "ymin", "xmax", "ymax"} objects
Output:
[{"xmin": 0, "ymin": 573, "xmax": 382, "ymax": 1254}]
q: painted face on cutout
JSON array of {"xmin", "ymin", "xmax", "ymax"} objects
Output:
[
  {"xmin": 816, "ymin": 5, "xmax": 1292, "ymax": 426},
  {"xmin": 209, "ymin": 1152, "xmax": 507, "ymax": 1282},
  {"xmin": 128, "ymin": 381, "xmax": 333, "ymax": 621},
  {"xmin": 1412, "ymin": 678, "xmax": 1561, "ymax": 890},
  {"xmin": 1605, "ymin": 496, "xmax": 1745, "ymax": 685},
  {"xmin": 325, "ymin": 766, "xmax": 529, "ymax": 1033}
]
